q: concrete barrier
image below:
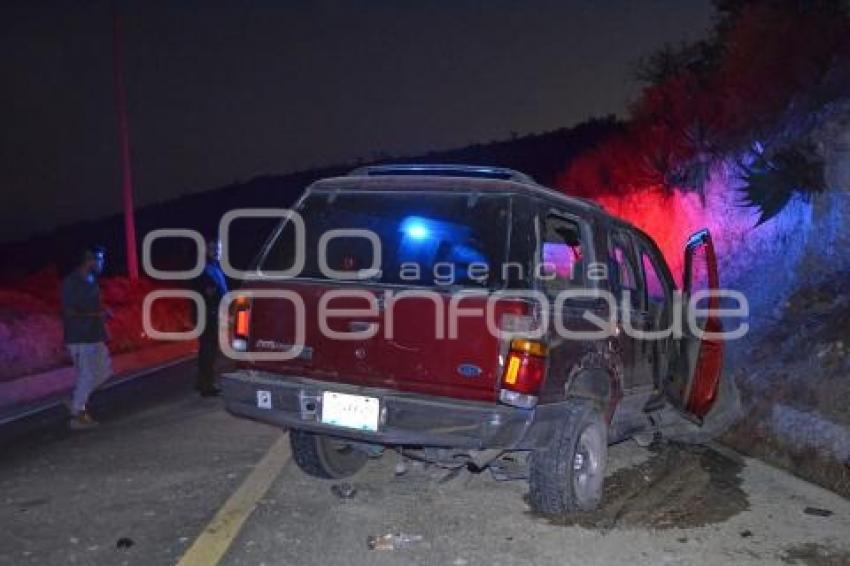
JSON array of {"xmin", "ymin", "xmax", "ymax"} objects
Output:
[{"xmin": 0, "ymin": 341, "xmax": 197, "ymax": 424}]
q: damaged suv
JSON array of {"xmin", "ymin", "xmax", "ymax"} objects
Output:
[{"xmin": 220, "ymin": 164, "xmax": 725, "ymax": 515}]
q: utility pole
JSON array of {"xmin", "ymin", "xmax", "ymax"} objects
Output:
[{"xmin": 112, "ymin": 2, "xmax": 139, "ymax": 279}]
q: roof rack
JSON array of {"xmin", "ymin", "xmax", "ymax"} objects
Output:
[{"xmin": 347, "ymin": 164, "xmax": 537, "ymax": 185}]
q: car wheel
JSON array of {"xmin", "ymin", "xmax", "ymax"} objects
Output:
[
  {"xmin": 290, "ymin": 430, "xmax": 368, "ymax": 479},
  {"xmin": 528, "ymin": 401, "xmax": 607, "ymax": 515}
]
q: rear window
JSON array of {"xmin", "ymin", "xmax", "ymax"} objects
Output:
[{"xmin": 259, "ymin": 190, "xmax": 511, "ymax": 288}]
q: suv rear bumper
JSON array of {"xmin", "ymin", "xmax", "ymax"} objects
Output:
[{"xmin": 220, "ymin": 370, "xmax": 564, "ymax": 450}]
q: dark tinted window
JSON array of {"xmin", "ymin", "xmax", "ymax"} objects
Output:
[{"xmin": 260, "ymin": 190, "xmax": 511, "ymax": 288}]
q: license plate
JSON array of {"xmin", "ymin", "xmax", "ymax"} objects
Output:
[
  {"xmin": 321, "ymin": 391, "xmax": 379, "ymax": 432},
  {"xmin": 256, "ymin": 390, "xmax": 272, "ymax": 410}
]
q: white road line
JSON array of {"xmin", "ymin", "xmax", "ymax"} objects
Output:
[{"xmin": 176, "ymin": 433, "xmax": 291, "ymax": 566}]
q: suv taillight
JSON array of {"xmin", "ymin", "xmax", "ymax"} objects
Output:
[
  {"xmin": 234, "ymin": 308, "xmax": 251, "ymax": 338},
  {"xmin": 500, "ymin": 338, "xmax": 547, "ymax": 408},
  {"xmin": 231, "ymin": 297, "xmax": 251, "ymax": 351}
]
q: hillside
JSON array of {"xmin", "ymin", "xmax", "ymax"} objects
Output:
[{"xmin": 0, "ymin": 117, "xmax": 620, "ymax": 281}]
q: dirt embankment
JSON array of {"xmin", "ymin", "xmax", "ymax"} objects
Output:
[
  {"xmin": 723, "ymin": 275, "xmax": 850, "ymax": 497},
  {"xmin": 0, "ymin": 269, "xmax": 192, "ymax": 381}
]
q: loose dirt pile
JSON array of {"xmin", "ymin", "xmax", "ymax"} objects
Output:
[{"xmin": 531, "ymin": 442, "xmax": 748, "ymax": 530}]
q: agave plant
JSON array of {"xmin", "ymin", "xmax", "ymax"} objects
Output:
[{"xmin": 739, "ymin": 142, "xmax": 826, "ymax": 224}]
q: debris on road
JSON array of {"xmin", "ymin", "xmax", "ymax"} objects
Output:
[
  {"xmin": 366, "ymin": 533, "xmax": 424, "ymax": 550},
  {"xmin": 803, "ymin": 506, "xmax": 834, "ymax": 517},
  {"xmin": 394, "ymin": 461, "xmax": 407, "ymax": 476},
  {"xmin": 394, "ymin": 451, "xmax": 407, "ymax": 476},
  {"xmin": 330, "ymin": 483, "xmax": 357, "ymax": 500},
  {"xmin": 115, "ymin": 537, "xmax": 134, "ymax": 550},
  {"xmin": 781, "ymin": 542, "xmax": 850, "ymax": 565},
  {"xmin": 438, "ymin": 466, "xmax": 465, "ymax": 484}
]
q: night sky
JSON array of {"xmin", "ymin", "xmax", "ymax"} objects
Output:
[{"xmin": 0, "ymin": 1, "xmax": 713, "ymax": 243}]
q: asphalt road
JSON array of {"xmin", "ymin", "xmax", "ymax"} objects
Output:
[{"xmin": 1, "ymin": 363, "xmax": 848, "ymax": 566}]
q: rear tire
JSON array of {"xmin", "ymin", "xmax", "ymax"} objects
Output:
[
  {"xmin": 528, "ymin": 401, "xmax": 607, "ymax": 516},
  {"xmin": 289, "ymin": 430, "xmax": 368, "ymax": 479}
]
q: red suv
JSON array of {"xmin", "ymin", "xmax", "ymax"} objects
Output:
[{"xmin": 220, "ymin": 164, "xmax": 725, "ymax": 515}]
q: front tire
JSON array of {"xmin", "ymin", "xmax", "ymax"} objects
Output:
[
  {"xmin": 290, "ymin": 430, "xmax": 368, "ymax": 479},
  {"xmin": 528, "ymin": 401, "xmax": 608, "ymax": 515}
]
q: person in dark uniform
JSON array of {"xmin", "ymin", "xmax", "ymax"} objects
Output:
[{"xmin": 196, "ymin": 237, "xmax": 228, "ymax": 397}]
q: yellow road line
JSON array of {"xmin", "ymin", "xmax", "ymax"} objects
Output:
[{"xmin": 176, "ymin": 434, "xmax": 291, "ymax": 566}]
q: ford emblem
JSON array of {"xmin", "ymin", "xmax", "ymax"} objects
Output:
[{"xmin": 457, "ymin": 364, "xmax": 482, "ymax": 378}]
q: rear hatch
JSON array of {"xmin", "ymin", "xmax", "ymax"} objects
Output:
[{"xmin": 236, "ymin": 185, "xmax": 521, "ymax": 402}]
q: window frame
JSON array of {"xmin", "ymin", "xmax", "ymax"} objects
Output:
[
  {"xmin": 634, "ymin": 234, "xmax": 676, "ymax": 308},
  {"xmin": 534, "ymin": 203, "xmax": 597, "ymax": 297},
  {"xmin": 607, "ymin": 227, "xmax": 644, "ymax": 311},
  {"xmin": 638, "ymin": 245, "xmax": 672, "ymax": 308}
]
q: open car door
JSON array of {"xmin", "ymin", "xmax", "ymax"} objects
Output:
[{"xmin": 666, "ymin": 229, "xmax": 724, "ymax": 423}]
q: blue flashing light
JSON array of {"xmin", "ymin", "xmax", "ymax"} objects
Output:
[{"xmin": 401, "ymin": 217, "xmax": 430, "ymax": 240}]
